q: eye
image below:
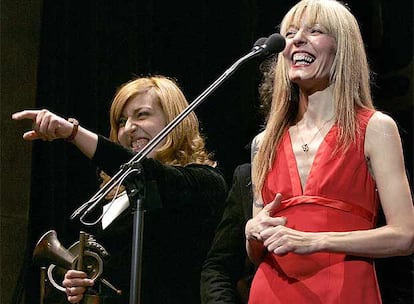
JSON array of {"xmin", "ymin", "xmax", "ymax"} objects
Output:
[
  {"xmin": 118, "ymin": 117, "xmax": 127, "ymax": 127},
  {"xmin": 310, "ymin": 29, "xmax": 322, "ymax": 34},
  {"xmin": 136, "ymin": 110, "xmax": 150, "ymax": 119},
  {"xmin": 308, "ymin": 25, "xmax": 325, "ymax": 35},
  {"xmin": 285, "ymin": 30, "xmax": 297, "ymax": 39}
]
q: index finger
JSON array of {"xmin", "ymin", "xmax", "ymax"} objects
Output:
[
  {"xmin": 12, "ymin": 110, "xmax": 41, "ymax": 121},
  {"xmin": 263, "ymin": 193, "xmax": 283, "ymax": 212}
]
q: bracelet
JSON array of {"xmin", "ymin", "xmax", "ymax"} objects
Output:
[
  {"xmin": 246, "ymin": 234, "xmax": 259, "ymax": 241},
  {"xmin": 65, "ymin": 118, "xmax": 79, "ymax": 142},
  {"xmin": 253, "ymin": 200, "xmax": 264, "ymax": 208}
]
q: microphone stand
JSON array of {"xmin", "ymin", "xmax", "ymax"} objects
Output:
[
  {"xmin": 122, "ymin": 162, "xmax": 145, "ymax": 304},
  {"xmin": 70, "ymin": 37, "xmax": 274, "ymax": 304}
]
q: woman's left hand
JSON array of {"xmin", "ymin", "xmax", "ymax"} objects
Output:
[{"xmin": 260, "ymin": 226, "xmax": 322, "ymax": 255}]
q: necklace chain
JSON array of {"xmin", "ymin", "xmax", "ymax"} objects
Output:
[{"xmin": 296, "ymin": 117, "xmax": 334, "ymax": 152}]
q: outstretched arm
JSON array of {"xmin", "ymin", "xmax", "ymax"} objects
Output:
[{"xmin": 12, "ymin": 109, "xmax": 98, "ymax": 159}]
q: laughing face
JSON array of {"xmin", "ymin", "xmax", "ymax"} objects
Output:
[
  {"xmin": 117, "ymin": 92, "xmax": 167, "ymax": 158},
  {"xmin": 282, "ymin": 18, "xmax": 337, "ymax": 93}
]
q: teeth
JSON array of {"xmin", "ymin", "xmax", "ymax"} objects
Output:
[
  {"xmin": 293, "ymin": 53, "xmax": 315, "ymax": 65},
  {"xmin": 132, "ymin": 138, "xmax": 148, "ymax": 150}
]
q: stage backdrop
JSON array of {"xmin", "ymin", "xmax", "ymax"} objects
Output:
[{"xmin": 4, "ymin": 1, "xmax": 412, "ymax": 303}]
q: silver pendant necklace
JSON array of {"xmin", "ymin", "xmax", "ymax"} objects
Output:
[{"xmin": 296, "ymin": 117, "xmax": 334, "ymax": 153}]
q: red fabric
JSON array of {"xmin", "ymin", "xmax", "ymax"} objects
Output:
[{"xmin": 249, "ymin": 109, "xmax": 382, "ymax": 304}]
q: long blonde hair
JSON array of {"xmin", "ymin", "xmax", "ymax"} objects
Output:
[
  {"xmin": 253, "ymin": 0, "xmax": 375, "ymax": 198},
  {"xmin": 109, "ymin": 75, "xmax": 215, "ymax": 167}
]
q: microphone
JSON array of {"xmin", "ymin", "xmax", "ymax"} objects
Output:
[
  {"xmin": 259, "ymin": 33, "xmax": 286, "ymax": 56},
  {"xmin": 251, "ymin": 37, "xmax": 267, "ymax": 51}
]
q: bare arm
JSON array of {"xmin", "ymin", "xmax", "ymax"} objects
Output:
[
  {"xmin": 12, "ymin": 109, "xmax": 98, "ymax": 159},
  {"xmin": 260, "ymin": 112, "xmax": 414, "ymax": 258},
  {"xmin": 321, "ymin": 112, "xmax": 414, "ymax": 257},
  {"xmin": 246, "ymin": 133, "xmax": 265, "ymax": 265}
]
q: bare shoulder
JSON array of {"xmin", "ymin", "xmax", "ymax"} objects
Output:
[
  {"xmin": 366, "ymin": 111, "xmax": 400, "ymax": 142},
  {"xmin": 365, "ymin": 111, "xmax": 402, "ymax": 157},
  {"xmin": 368, "ymin": 111, "xmax": 398, "ymax": 130}
]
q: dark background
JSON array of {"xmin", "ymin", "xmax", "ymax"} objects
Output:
[{"xmin": 5, "ymin": 0, "xmax": 412, "ymax": 303}]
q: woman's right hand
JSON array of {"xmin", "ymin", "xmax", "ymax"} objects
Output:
[
  {"xmin": 12, "ymin": 109, "xmax": 74, "ymax": 141},
  {"xmin": 245, "ymin": 193, "xmax": 287, "ymax": 265},
  {"xmin": 245, "ymin": 193, "xmax": 286, "ymax": 241},
  {"xmin": 62, "ymin": 270, "xmax": 94, "ymax": 303}
]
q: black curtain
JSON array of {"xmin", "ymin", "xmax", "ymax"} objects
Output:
[{"xmin": 22, "ymin": 1, "xmax": 412, "ymax": 303}]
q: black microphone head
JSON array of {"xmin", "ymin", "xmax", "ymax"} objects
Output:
[
  {"xmin": 262, "ymin": 33, "xmax": 286, "ymax": 55},
  {"xmin": 251, "ymin": 37, "xmax": 267, "ymax": 51},
  {"xmin": 254, "ymin": 37, "xmax": 267, "ymax": 47}
]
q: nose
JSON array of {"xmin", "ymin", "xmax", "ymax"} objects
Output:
[
  {"xmin": 292, "ymin": 29, "xmax": 307, "ymax": 46},
  {"xmin": 124, "ymin": 118, "xmax": 137, "ymax": 134}
]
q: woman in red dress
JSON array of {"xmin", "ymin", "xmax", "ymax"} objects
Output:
[{"xmin": 245, "ymin": 1, "xmax": 414, "ymax": 303}]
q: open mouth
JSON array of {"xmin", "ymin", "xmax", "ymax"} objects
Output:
[
  {"xmin": 131, "ymin": 138, "xmax": 149, "ymax": 151},
  {"xmin": 292, "ymin": 53, "xmax": 315, "ymax": 65}
]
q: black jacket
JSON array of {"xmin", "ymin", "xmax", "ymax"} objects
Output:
[
  {"xmin": 88, "ymin": 135, "xmax": 227, "ymax": 303},
  {"xmin": 200, "ymin": 163, "xmax": 255, "ymax": 304}
]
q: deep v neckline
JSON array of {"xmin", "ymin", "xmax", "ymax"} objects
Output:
[{"xmin": 287, "ymin": 124, "xmax": 335, "ymax": 194}]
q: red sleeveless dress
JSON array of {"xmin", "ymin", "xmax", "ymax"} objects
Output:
[{"xmin": 249, "ymin": 109, "xmax": 382, "ymax": 304}]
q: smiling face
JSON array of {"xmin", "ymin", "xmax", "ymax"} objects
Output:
[
  {"xmin": 117, "ymin": 91, "xmax": 167, "ymax": 158},
  {"xmin": 282, "ymin": 18, "xmax": 337, "ymax": 94}
]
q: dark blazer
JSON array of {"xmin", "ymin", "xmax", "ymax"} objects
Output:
[{"xmin": 200, "ymin": 163, "xmax": 255, "ymax": 304}]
